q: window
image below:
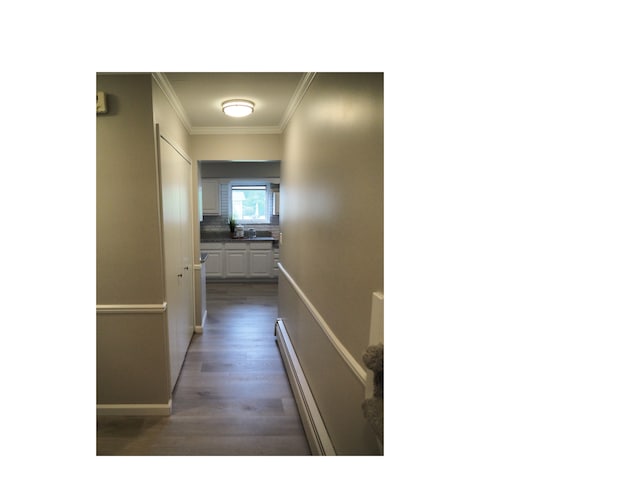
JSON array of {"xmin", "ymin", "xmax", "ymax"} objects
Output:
[{"xmin": 231, "ymin": 184, "xmax": 268, "ymax": 223}]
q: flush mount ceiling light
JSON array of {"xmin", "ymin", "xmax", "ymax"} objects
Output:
[{"xmin": 222, "ymin": 99, "xmax": 254, "ymax": 117}]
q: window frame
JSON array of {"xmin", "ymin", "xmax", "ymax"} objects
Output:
[{"xmin": 228, "ymin": 180, "xmax": 272, "ymax": 225}]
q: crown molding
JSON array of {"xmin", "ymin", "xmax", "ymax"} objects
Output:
[
  {"xmin": 190, "ymin": 125, "xmax": 284, "ymax": 135},
  {"xmin": 279, "ymin": 72, "xmax": 316, "ymax": 132},
  {"xmin": 152, "ymin": 72, "xmax": 192, "ymax": 133},
  {"xmin": 153, "ymin": 72, "xmax": 316, "ymax": 136}
]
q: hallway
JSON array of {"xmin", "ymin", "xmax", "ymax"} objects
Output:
[{"xmin": 97, "ymin": 282, "xmax": 311, "ymax": 455}]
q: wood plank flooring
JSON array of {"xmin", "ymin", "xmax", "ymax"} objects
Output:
[{"xmin": 97, "ymin": 282, "xmax": 311, "ymax": 455}]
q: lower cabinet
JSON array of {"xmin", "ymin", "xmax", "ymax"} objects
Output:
[
  {"xmin": 272, "ymin": 248, "xmax": 280, "ymax": 277},
  {"xmin": 202, "ymin": 242, "xmax": 275, "ymax": 279},
  {"xmin": 203, "ymin": 244, "xmax": 224, "ymax": 278},
  {"xmin": 249, "ymin": 244, "xmax": 273, "ymax": 277},
  {"xmin": 225, "ymin": 243, "xmax": 249, "ymax": 278}
]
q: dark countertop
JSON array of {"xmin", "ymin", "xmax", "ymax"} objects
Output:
[{"xmin": 201, "ymin": 236, "xmax": 276, "ymax": 243}]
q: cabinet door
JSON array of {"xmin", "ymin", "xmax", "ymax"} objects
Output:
[
  {"xmin": 204, "ymin": 250, "xmax": 224, "ymax": 277},
  {"xmin": 272, "ymin": 248, "xmax": 280, "ymax": 278},
  {"xmin": 202, "ymin": 178, "xmax": 220, "ymax": 215},
  {"xmin": 249, "ymin": 249, "xmax": 273, "ymax": 277},
  {"xmin": 225, "ymin": 250, "xmax": 248, "ymax": 277}
]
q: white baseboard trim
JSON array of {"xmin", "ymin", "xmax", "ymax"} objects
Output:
[
  {"xmin": 97, "ymin": 399, "xmax": 172, "ymax": 416},
  {"xmin": 275, "ymin": 319, "xmax": 335, "ymax": 456},
  {"xmin": 195, "ymin": 309, "xmax": 207, "ymax": 333}
]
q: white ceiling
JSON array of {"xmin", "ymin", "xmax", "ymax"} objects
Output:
[{"xmin": 155, "ymin": 72, "xmax": 315, "ymax": 135}]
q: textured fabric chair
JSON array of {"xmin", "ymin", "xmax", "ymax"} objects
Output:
[{"xmin": 362, "ymin": 343, "xmax": 383, "ymax": 448}]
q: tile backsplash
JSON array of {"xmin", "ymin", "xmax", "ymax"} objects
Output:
[{"xmin": 201, "ymin": 216, "xmax": 280, "ymax": 235}]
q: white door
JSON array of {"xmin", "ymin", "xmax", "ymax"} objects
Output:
[{"xmin": 158, "ymin": 130, "xmax": 194, "ymax": 390}]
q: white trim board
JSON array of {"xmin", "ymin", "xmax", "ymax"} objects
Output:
[
  {"xmin": 96, "ymin": 302, "xmax": 167, "ymax": 314},
  {"xmin": 195, "ymin": 307, "xmax": 206, "ymax": 334},
  {"xmin": 275, "ymin": 319, "xmax": 335, "ymax": 455}
]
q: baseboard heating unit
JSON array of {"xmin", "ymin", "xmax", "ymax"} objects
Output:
[{"xmin": 274, "ymin": 318, "xmax": 336, "ymax": 455}]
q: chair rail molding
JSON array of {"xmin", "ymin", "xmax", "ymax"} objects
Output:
[
  {"xmin": 96, "ymin": 302, "xmax": 168, "ymax": 314},
  {"xmin": 277, "ymin": 262, "xmax": 367, "ymax": 385}
]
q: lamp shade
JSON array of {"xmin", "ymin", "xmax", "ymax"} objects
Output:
[{"xmin": 222, "ymin": 99, "xmax": 254, "ymax": 117}]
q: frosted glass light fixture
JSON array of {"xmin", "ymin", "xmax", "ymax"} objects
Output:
[{"xmin": 222, "ymin": 99, "xmax": 254, "ymax": 117}]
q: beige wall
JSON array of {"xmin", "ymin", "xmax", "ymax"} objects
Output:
[
  {"xmin": 96, "ymin": 74, "xmax": 164, "ymax": 305},
  {"xmin": 279, "ymin": 73, "xmax": 384, "ymax": 454},
  {"xmin": 191, "ymin": 133, "xmax": 283, "ymax": 161},
  {"xmin": 97, "ymin": 74, "xmax": 171, "ymax": 408},
  {"xmin": 97, "ymin": 313, "xmax": 171, "ymax": 405}
]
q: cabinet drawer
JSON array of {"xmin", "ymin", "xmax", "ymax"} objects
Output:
[
  {"xmin": 249, "ymin": 242, "xmax": 272, "ymax": 250},
  {"xmin": 224, "ymin": 242, "xmax": 248, "ymax": 250},
  {"xmin": 201, "ymin": 243, "xmax": 223, "ymax": 249}
]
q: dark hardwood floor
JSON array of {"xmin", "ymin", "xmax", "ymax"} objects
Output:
[{"xmin": 97, "ymin": 282, "xmax": 311, "ymax": 455}]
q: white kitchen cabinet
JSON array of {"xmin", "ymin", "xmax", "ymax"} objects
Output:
[
  {"xmin": 272, "ymin": 248, "xmax": 280, "ymax": 278},
  {"xmin": 249, "ymin": 243, "xmax": 273, "ymax": 277},
  {"xmin": 201, "ymin": 241, "xmax": 278, "ymax": 280},
  {"xmin": 201, "ymin": 178, "xmax": 220, "ymax": 215},
  {"xmin": 203, "ymin": 250, "xmax": 224, "ymax": 278},
  {"xmin": 225, "ymin": 243, "xmax": 248, "ymax": 277}
]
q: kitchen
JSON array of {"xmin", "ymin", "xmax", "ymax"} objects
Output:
[
  {"xmin": 195, "ymin": 160, "xmax": 282, "ymax": 331},
  {"xmin": 96, "ymin": 72, "xmax": 383, "ymax": 455}
]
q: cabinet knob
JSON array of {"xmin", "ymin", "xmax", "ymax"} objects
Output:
[
  {"xmin": 184, "ymin": 266, "xmax": 189, "ymax": 270},
  {"xmin": 177, "ymin": 273, "xmax": 183, "ymax": 278}
]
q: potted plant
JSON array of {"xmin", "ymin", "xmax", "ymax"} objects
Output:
[{"xmin": 228, "ymin": 217, "xmax": 237, "ymax": 238}]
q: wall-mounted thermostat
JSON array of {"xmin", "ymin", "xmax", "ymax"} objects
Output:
[{"xmin": 96, "ymin": 91, "xmax": 108, "ymax": 114}]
